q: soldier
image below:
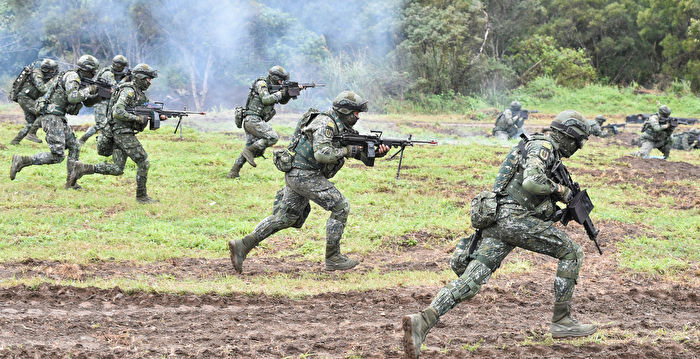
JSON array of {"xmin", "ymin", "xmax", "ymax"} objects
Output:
[
  {"xmin": 79, "ymin": 55, "xmax": 130, "ymax": 144},
  {"xmin": 402, "ymin": 110, "xmax": 596, "ymax": 359},
  {"xmin": 493, "ymin": 101, "xmax": 524, "ymax": 140},
  {"xmin": 227, "ymin": 65, "xmax": 294, "ymax": 178},
  {"xmin": 10, "ymin": 55, "xmax": 100, "ymax": 188},
  {"xmin": 671, "ymin": 128, "xmax": 700, "ymax": 150},
  {"xmin": 9, "ymin": 59, "xmax": 59, "ymax": 145},
  {"xmin": 589, "ymin": 115, "xmax": 612, "ymax": 138},
  {"xmin": 634, "ymin": 105, "xmax": 676, "ymax": 159},
  {"xmin": 67, "ymin": 64, "xmax": 165, "ymax": 204},
  {"xmin": 228, "ymin": 91, "xmax": 390, "ymax": 272}
]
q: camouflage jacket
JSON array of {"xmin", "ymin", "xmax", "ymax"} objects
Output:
[
  {"xmin": 641, "ymin": 114, "xmax": 675, "ymax": 143},
  {"xmin": 110, "ymin": 83, "xmax": 149, "ymax": 133},
  {"xmin": 494, "ymin": 109, "xmax": 521, "ymax": 135},
  {"xmin": 671, "ymin": 131, "xmax": 700, "ymax": 150},
  {"xmin": 244, "ymin": 77, "xmax": 290, "ymax": 121},
  {"xmin": 291, "ymin": 110, "xmax": 353, "ymax": 178},
  {"xmin": 18, "ymin": 69, "xmax": 54, "ymax": 100},
  {"xmin": 493, "ymin": 134, "xmax": 562, "ymax": 219},
  {"xmin": 40, "ymin": 70, "xmax": 94, "ymax": 117}
]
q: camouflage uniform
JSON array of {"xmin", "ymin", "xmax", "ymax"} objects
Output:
[
  {"xmin": 228, "ymin": 66, "xmax": 291, "ymax": 178},
  {"xmin": 68, "ymin": 63, "xmax": 159, "ymax": 203},
  {"xmin": 671, "ymin": 129, "xmax": 700, "ymax": 150},
  {"xmin": 80, "ymin": 55, "xmax": 130, "ymax": 144},
  {"xmin": 9, "ymin": 55, "xmax": 99, "ymax": 187},
  {"xmin": 493, "ymin": 101, "xmax": 523, "ymax": 140},
  {"xmin": 402, "ymin": 110, "xmax": 595, "ymax": 359},
  {"xmin": 10, "ymin": 60, "xmax": 58, "ymax": 144},
  {"xmin": 589, "ymin": 115, "xmax": 612, "ymax": 138},
  {"xmin": 229, "ymin": 91, "xmax": 377, "ymax": 272},
  {"xmin": 635, "ymin": 106, "xmax": 676, "ymax": 159}
]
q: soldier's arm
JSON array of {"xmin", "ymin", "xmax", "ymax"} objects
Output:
[
  {"xmin": 311, "ymin": 118, "xmax": 346, "ymax": 164},
  {"xmin": 29, "ymin": 71, "xmax": 52, "ymax": 94},
  {"xmin": 649, "ymin": 116, "xmax": 669, "ymax": 131},
  {"xmin": 256, "ymin": 80, "xmax": 284, "ymax": 105},
  {"xmin": 112, "ymin": 88, "xmax": 143, "ymax": 123},
  {"xmin": 64, "ymin": 72, "xmax": 94, "ymax": 104},
  {"xmin": 521, "ymin": 142, "xmax": 559, "ymax": 195},
  {"xmin": 99, "ymin": 71, "xmax": 117, "ymax": 86}
]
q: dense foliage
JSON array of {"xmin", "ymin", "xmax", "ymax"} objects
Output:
[{"xmin": 1, "ymin": 0, "xmax": 699, "ymax": 110}]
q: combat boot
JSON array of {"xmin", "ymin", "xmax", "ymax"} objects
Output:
[
  {"xmin": 402, "ymin": 307, "xmax": 439, "ymax": 359},
  {"xmin": 551, "ymin": 301, "xmax": 596, "ymax": 338},
  {"xmin": 9, "ymin": 134, "xmax": 22, "ymax": 145},
  {"xmin": 226, "ymin": 163, "xmax": 242, "ymax": 178},
  {"xmin": 68, "ymin": 161, "xmax": 95, "ymax": 188},
  {"xmin": 136, "ymin": 176, "xmax": 158, "ymax": 204},
  {"xmin": 228, "ymin": 235, "xmax": 257, "ymax": 273},
  {"xmin": 10, "ymin": 155, "xmax": 32, "ymax": 180},
  {"xmin": 241, "ymin": 147, "xmax": 257, "ymax": 167},
  {"xmin": 26, "ymin": 127, "xmax": 42, "ymax": 144}
]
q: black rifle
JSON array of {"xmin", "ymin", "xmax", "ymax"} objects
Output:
[
  {"xmin": 601, "ymin": 123, "xmax": 626, "ymax": 134},
  {"xmin": 269, "ymin": 81, "xmax": 325, "ymax": 98},
  {"xmin": 515, "ymin": 109, "xmax": 539, "ymax": 127},
  {"xmin": 551, "ymin": 161, "xmax": 602, "ymax": 254},
  {"xmin": 126, "ymin": 102, "xmax": 206, "ymax": 133},
  {"xmin": 80, "ymin": 76, "xmax": 115, "ymax": 100},
  {"xmin": 625, "ymin": 113, "xmax": 698, "ymax": 126},
  {"xmin": 332, "ymin": 130, "xmax": 437, "ymax": 179}
]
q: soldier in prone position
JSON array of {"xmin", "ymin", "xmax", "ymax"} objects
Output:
[
  {"xmin": 227, "ymin": 65, "xmax": 294, "ymax": 178},
  {"xmin": 634, "ymin": 105, "xmax": 676, "ymax": 159},
  {"xmin": 229, "ymin": 91, "xmax": 390, "ymax": 272},
  {"xmin": 9, "ymin": 59, "xmax": 59, "ymax": 145},
  {"xmin": 402, "ymin": 111, "xmax": 597, "ymax": 359},
  {"xmin": 67, "ymin": 64, "xmax": 165, "ymax": 204},
  {"xmin": 79, "ymin": 54, "xmax": 130, "ymax": 144},
  {"xmin": 10, "ymin": 55, "xmax": 100, "ymax": 188},
  {"xmin": 671, "ymin": 128, "xmax": 699, "ymax": 150}
]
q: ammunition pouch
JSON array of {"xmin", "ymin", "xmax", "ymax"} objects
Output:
[
  {"xmin": 234, "ymin": 106, "xmax": 244, "ymax": 128},
  {"xmin": 272, "ymin": 148, "xmax": 294, "ymax": 172},
  {"xmin": 470, "ymin": 191, "xmax": 498, "ymax": 229},
  {"xmin": 449, "ymin": 231, "xmax": 481, "ymax": 277}
]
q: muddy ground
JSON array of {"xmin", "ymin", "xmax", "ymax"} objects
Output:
[{"xmin": 1, "ymin": 109, "xmax": 698, "ymax": 358}]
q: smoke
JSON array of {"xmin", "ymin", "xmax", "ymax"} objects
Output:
[{"xmin": 0, "ymin": 0, "xmax": 400, "ymax": 110}]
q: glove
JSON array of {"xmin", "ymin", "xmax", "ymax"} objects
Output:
[
  {"xmin": 344, "ymin": 145, "xmax": 361, "ymax": 158},
  {"xmin": 88, "ymin": 84, "xmax": 98, "ymax": 95},
  {"xmin": 556, "ymin": 184, "xmax": 573, "ymax": 203}
]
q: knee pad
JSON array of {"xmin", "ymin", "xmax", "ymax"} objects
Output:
[
  {"xmin": 330, "ymin": 198, "xmax": 350, "ymax": 223},
  {"xmin": 268, "ymin": 132, "xmax": 279, "ymax": 145},
  {"xmin": 557, "ymin": 243, "xmax": 583, "ymax": 280},
  {"xmin": 447, "ymin": 275, "xmax": 481, "ymax": 303},
  {"xmin": 137, "ymin": 159, "xmax": 150, "ymax": 177}
]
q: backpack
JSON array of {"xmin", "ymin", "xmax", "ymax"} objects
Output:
[{"xmin": 9, "ymin": 66, "xmax": 34, "ymax": 102}]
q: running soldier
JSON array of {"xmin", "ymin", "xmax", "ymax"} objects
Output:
[{"xmin": 9, "ymin": 59, "xmax": 59, "ymax": 145}]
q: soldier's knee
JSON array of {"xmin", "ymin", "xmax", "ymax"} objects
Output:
[
  {"xmin": 557, "ymin": 243, "xmax": 584, "ymax": 280},
  {"xmin": 268, "ymin": 132, "xmax": 279, "ymax": 145},
  {"xmin": 49, "ymin": 152, "xmax": 65, "ymax": 164},
  {"xmin": 330, "ymin": 197, "xmax": 350, "ymax": 223},
  {"xmin": 448, "ymin": 273, "xmax": 483, "ymax": 303}
]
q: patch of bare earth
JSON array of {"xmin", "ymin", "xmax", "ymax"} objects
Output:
[{"xmin": 0, "ymin": 220, "xmax": 697, "ymax": 358}]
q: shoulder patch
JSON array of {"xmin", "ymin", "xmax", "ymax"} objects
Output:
[
  {"xmin": 325, "ymin": 127, "xmax": 334, "ymax": 138},
  {"xmin": 538, "ymin": 147, "xmax": 551, "ymax": 161},
  {"xmin": 542, "ymin": 141, "xmax": 552, "ymax": 150}
]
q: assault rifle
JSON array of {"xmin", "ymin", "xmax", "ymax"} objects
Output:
[
  {"xmin": 333, "ymin": 130, "xmax": 437, "ymax": 179},
  {"xmin": 80, "ymin": 76, "xmax": 115, "ymax": 100},
  {"xmin": 601, "ymin": 123, "xmax": 625, "ymax": 134},
  {"xmin": 515, "ymin": 109, "xmax": 539, "ymax": 127},
  {"xmin": 551, "ymin": 161, "xmax": 602, "ymax": 255},
  {"xmin": 126, "ymin": 102, "xmax": 206, "ymax": 133},
  {"xmin": 269, "ymin": 81, "xmax": 325, "ymax": 98},
  {"xmin": 625, "ymin": 113, "xmax": 698, "ymax": 126}
]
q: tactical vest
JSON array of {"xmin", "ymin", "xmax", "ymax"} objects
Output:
[
  {"xmin": 244, "ymin": 77, "xmax": 276, "ymax": 121},
  {"xmin": 108, "ymin": 83, "xmax": 147, "ymax": 131},
  {"xmin": 289, "ymin": 110, "xmax": 346, "ymax": 178},
  {"xmin": 642, "ymin": 114, "xmax": 673, "ymax": 142},
  {"xmin": 493, "ymin": 134, "xmax": 557, "ymax": 215},
  {"xmin": 36, "ymin": 71, "xmax": 82, "ymax": 117}
]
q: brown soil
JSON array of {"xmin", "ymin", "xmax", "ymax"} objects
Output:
[{"xmin": 0, "ymin": 219, "xmax": 697, "ymax": 358}]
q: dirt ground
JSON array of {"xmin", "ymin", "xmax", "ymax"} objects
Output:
[{"xmin": 1, "ymin": 109, "xmax": 698, "ymax": 358}]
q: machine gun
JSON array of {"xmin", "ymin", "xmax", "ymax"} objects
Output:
[
  {"xmin": 126, "ymin": 102, "xmax": 206, "ymax": 134},
  {"xmin": 601, "ymin": 123, "xmax": 626, "ymax": 134},
  {"xmin": 269, "ymin": 81, "xmax": 325, "ymax": 98},
  {"xmin": 625, "ymin": 113, "xmax": 698, "ymax": 126},
  {"xmin": 515, "ymin": 109, "xmax": 539, "ymax": 127},
  {"xmin": 332, "ymin": 130, "xmax": 437, "ymax": 179},
  {"xmin": 551, "ymin": 161, "xmax": 602, "ymax": 255}
]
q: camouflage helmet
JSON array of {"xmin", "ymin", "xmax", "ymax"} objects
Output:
[
  {"xmin": 40, "ymin": 58, "xmax": 58, "ymax": 73},
  {"xmin": 510, "ymin": 100, "xmax": 522, "ymax": 111},
  {"xmin": 333, "ymin": 91, "xmax": 368, "ymax": 115},
  {"xmin": 112, "ymin": 55, "xmax": 128, "ymax": 68},
  {"xmin": 268, "ymin": 65, "xmax": 290, "ymax": 82},
  {"xmin": 131, "ymin": 63, "xmax": 158, "ymax": 80},
  {"xmin": 550, "ymin": 110, "xmax": 590, "ymax": 148},
  {"xmin": 594, "ymin": 115, "xmax": 606, "ymax": 124},
  {"xmin": 77, "ymin": 55, "xmax": 99, "ymax": 72},
  {"xmin": 658, "ymin": 105, "xmax": 671, "ymax": 118}
]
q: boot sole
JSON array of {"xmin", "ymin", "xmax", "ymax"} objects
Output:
[
  {"xmin": 401, "ymin": 315, "xmax": 419, "ymax": 359},
  {"xmin": 325, "ymin": 262, "xmax": 359, "ymax": 271},
  {"xmin": 551, "ymin": 327, "xmax": 596, "ymax": 338}
]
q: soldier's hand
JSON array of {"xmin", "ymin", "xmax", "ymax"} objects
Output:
[
  {"xmin": 344, "ymin": 145, "xmax": 362, "ymax": 158},
  {"xmin": 88, "ymin": 84, "xmax": 98, "ymax": 95},
  {"xmin": 160, "ymin": 114, "xmax": 167, "ymax": 120},
  {"xmin": 140, "ymin": 115, "xmax": 151, "ymax": 125},
  {"xmin": 377, "ymin": 144, "xmax": 390, "ymax": 156},
  {"xmin": 556, "ymin": 184, "xmax": 573, "ymax": 203}
]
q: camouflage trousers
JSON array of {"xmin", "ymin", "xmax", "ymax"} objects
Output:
[
  {"xmin": 232, "ymin": 115, "xmax": 280, "ymax": 167},
  {"xmin": 29, "ymin": 115, "xmax": 81, "ymax": 175},
  {"xmin": 636, "ymin": 139, "xmax": 671, "ymax": 158},
  {"xmin": 81, "ymin": 101, "xmax": 109, "ymax": 141},
  {"xmin": 93, "ymin": 129, "xmax": 149, "ymax": 179},
  {"xmin": 246, "ymin": 168, "xmax": 350, "ymax": 258},
  {"xmin": 493, "ymin": 127, "xmax": 520, "ymax": 140},
  {"xmin": 430, "ymin": 203, "xmax": 583, "ymax": 316},
  {"xmin": 13, "ymin": 95, "xmax": 42, "ymax": 140}
]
